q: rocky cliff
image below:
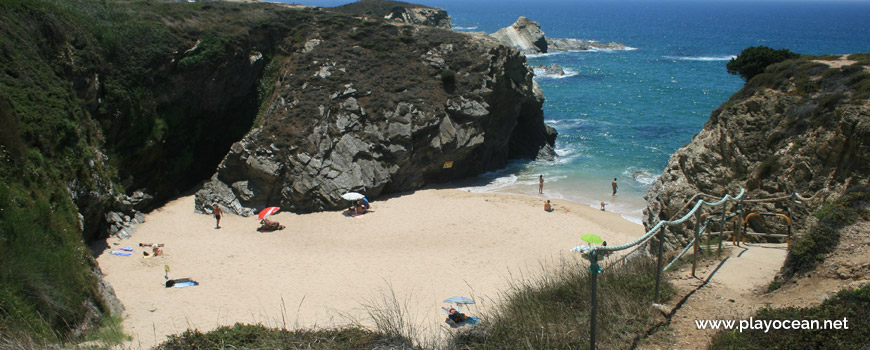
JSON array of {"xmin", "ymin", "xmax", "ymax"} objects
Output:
[
  {"xmin": 331, "ymin": 0, "xmax": 451, "ymax": 29},
  {"xmin": 491, "ymin": 16, "xmax": 627, "ymax": 55},
  {"xmin": 194, "ymin": 22, "xmax": 556, "ymax": 215},
  {"xmin": 643, "ymin": 55, "xmax": 870, "ymax": 252}
]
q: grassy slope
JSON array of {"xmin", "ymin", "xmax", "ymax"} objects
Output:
[
  {"xmin": 0, "ymin": 0, "xmax": 108, "ymax": 342},
  {"xmin": 453, "ymin": 257, "xmax": 674, "ymax": 350}
]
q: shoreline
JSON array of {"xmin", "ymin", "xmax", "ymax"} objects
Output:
[{"xmin": 97, "ymin": 188, "xmax": 643, "ymax": 348}]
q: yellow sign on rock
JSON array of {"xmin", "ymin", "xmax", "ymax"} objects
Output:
[{"xmin": 443, "ymin": 161, "xmax": 454, "ymax": 169}]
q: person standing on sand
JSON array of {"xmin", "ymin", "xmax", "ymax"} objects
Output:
[
  {"xmin": 612, "ymin": 178, "xmax": 618, "ymax": 196},
  {"xmin": 539, "ymin": 175, "xmax": 544, "ymax": 194},
  {"xmin": 213, "ymin": 203, "xmax": 222, "ymax": 229}
]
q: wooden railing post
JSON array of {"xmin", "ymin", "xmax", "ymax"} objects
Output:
[
  {"xmin": 654, "ymin": 225, "xmax": 665, "ymax": 302},
  {"xmin": 719, "ymin": 208, "xmax": 726, "ymax": 251},
  {"xmin": 589, "ymin": 252, "xmax": 602, "ymax": 350},
  {"xmin": 692, "ymin": 210, "xmax": 701, "ymax": 278}
]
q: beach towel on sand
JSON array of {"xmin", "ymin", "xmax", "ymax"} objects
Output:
[
  {"xmin": 110, "ymin": 250, "xmax": 132, "ymax": 256},
  {"xmin": 442, "ymin": 308, "xmax": 480, "ymax": 328},
  {"xmin": 173, "ymin": 281, "xmax": 198, "ymax": 288},
  {"xmin": 165, "ymin": 278, "xmax": 199, "ymax": 288}
]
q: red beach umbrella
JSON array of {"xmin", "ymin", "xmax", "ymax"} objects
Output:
[{"xmin": 258, "ymin": 207, "xmax": 280, "ymax": 220}]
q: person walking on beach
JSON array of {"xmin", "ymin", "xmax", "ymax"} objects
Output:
[
  {"xmin": 612, "ymin": 178, "xmax": 618, "ymax": 196},
  {"xmin": 212, "ymin": 203, "xmax": 222, "ymax": 229},
  {"xmin": 539, "ymin": 175, "xmax": 544, "ymax": 194}
]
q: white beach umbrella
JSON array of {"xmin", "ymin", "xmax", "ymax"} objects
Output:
[{"xmin": 341, "ymin": 192, "xmax": 365, "ymax": 201}]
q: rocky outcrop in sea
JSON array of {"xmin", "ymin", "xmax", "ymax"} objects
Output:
[
  {"xmin": 643, "ymin": 57, "xmax": 870, "ymax": 252},
  {"xmin": 195, "ymin": 25, "xmax": 556, "ymax": 215},
  {"xmin": 534, "ymin": 64, "xmax": 567, "ymax": 77},
  {"xmin": 490, "ymin": 16, "xmax": 628, "ymax": 55}
]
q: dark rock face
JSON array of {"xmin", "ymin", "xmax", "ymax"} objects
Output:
[
  {"xmin": 643, "ymin": 59, "xmax": 870, "ymax": 252},
  {"xmin": 195, "ymin": 28, "xmax": 556, "ymax": 215},
  {"xmin": 490, "ymin": 17, "xmax": 628, "ymax": 55}
]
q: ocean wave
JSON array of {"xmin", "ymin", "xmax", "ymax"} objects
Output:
[
  {"xmin": 622, "ymin": 168, "xmax": 659, "ymax": 186},
  {"xmin": 533, "ymin": 67, "xmax": 579, "ymax": 80},
  {"xmin": 528, "ymin": 46, "xmax": 638, "ymax": 56},
  {"xmin": 525, "ymin": 52, "xmax": 566, "ymax": 58},
  {"xmin": 589, "ymin": 46, "xmax": 638, "ymax": 52},
  {"xmin": 461, "ymin": 172, "xmax": 569, "ymax": 193},
  {"xmin": 452, "ymin": 26, "xmax": 478, "ymax": 31},
  {"xmin": 552, "ymin": 145, "xmax": 582, "ymax": 165},
  {"xmin": 664, "ymin": 55, "xmax": 736, "ymax": 61}
]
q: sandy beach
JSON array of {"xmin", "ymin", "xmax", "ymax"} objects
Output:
[{"xmin": 96, "ymin": 188, "xmax": 643, "ymax": 349}]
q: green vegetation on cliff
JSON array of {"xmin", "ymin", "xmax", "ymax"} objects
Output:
[
  {"xmin": 727, "ymin": 46, "xmax": 801, "ymax": 81},
  {"xmin": 0, "ymin": 0, "xmax": 322, "ymax": 343},
  {"xmin": 710, "ymin": 284, "xmax": 870, "ymax": 350}
]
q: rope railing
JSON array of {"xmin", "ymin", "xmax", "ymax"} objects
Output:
[
  {"xmin": 663, "ymin": 236, "xmax": 697, "ymax": 272},
  {"xmin": 580, "ymin": 187, "xmax": 824, "ymax": 350},
  {"xmin": 588, "ymin": 188, "xmax": 745, "ymax": 254}
]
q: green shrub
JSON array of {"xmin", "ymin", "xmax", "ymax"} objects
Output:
[
  {"xmin": 847, "ymin": 53, "xmax": 870, "ymax": 65},
  {"xmin": 157, "ymin": 323, "xmax": 414, "ymax": 350},
  {"xmin": 177, "ymin": 31, "xmax": 233, "ymax": 70},
  {"xmin": 846, "ymin": 71, "xmax": 870, "ymax": 100},
  {"xmin": 710, "ymin": 285, "xmax": 870, "ymax": 350},
  {"xmin": 440, "ymin": 69, "xmax": 456, "ymax": 92},
  {"xmin": 727, "ymin": 46, "xmax": 801, "ymax": 81},
  {"xmin": 817, "ymin": 93, "xmax": 846, "ymax": 111}
]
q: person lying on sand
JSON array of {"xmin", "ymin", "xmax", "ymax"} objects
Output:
[
  {"xmin": 143, "ymin": 245, "xmax": 164, "ymax": 257},
  {"xmin": 442, "ymin": 306, "xmax": 468, "ymax": 323},
  {"xmin": 259, "ymin": 218, "xmax": 285, "ymax": 231}
]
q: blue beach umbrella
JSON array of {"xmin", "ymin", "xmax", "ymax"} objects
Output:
[{"xmin": 443, "ymin": 296, "xmax": 475, "ymax": 305}]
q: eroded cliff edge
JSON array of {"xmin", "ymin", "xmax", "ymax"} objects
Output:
[
  {"xmin": 643, "ymin": 56, "xmax": 870, "ymax": 252},
  {"xmin": 195, "ymin": 21, "xmax": 556, "ymax": 215}
]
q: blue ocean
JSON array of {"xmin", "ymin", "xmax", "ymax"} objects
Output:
[{"xmin": 285, "ymin": 0, "xmax": 870, "ymax": 222}]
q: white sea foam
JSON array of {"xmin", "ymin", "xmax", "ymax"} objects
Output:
[
  {"xmin": 622, "ymin": 168, "xmax": 659, "ymax": 186},
  {"xmin": 452, "ymin": 26, "xmax": 479, "ymax": 31},
  {"xmin": 590, "ymin": 46, "xmax": 638, "ymax": 52},
  {"xmin": 533, "ymin": 67, "xmax": 579, "ymax": 80},
  {"xmin": 459, "ymin": 170, "xmax": 647, "ymax": 225},
  {"xmin": 525, "ymin": 52, "xmax": 566, "ymax": 58},
  {"xmin": 664, "ymin": 55, "xmax": 736, "ymax": 61}
]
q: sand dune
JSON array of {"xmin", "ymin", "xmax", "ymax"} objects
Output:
[{"xmin": 96, "ymin": 188, "xmax": 643, "ymax": 348}]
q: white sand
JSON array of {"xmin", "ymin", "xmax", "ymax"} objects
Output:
[{"xmin": 96, "ymin": 189, "xmax": 643, "ymax": 349}]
